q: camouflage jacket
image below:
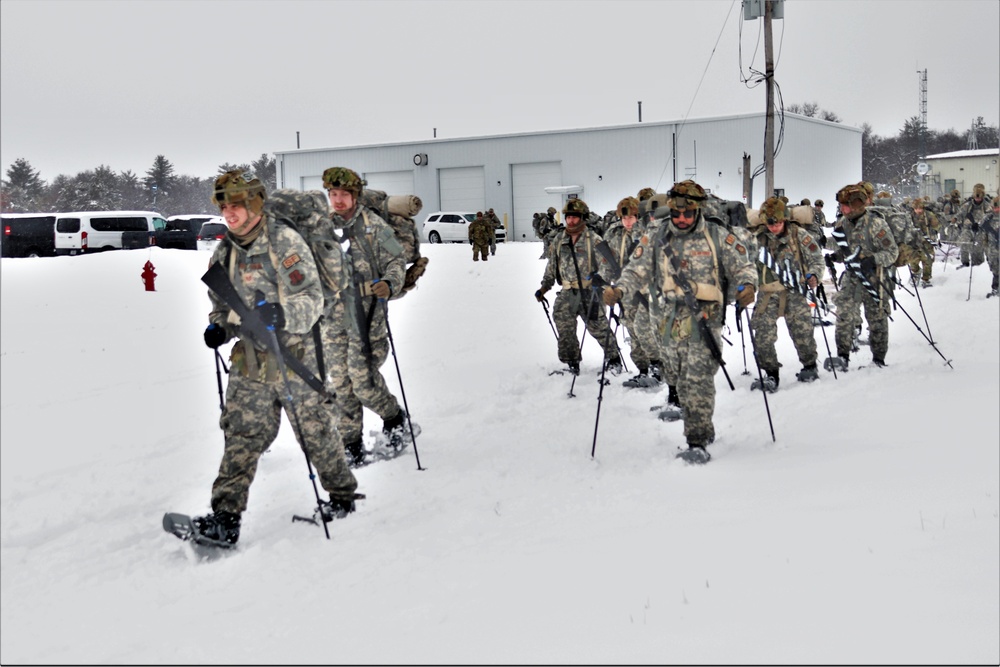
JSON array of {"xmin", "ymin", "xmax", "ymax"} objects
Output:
[
  {"xmin": 602, "ymin": 221, "xmax": 641, "ymax": 270},
  {"xmin": 469, "ymin": 218, "xmax": 492, "ymax": 244},
  {"xmin": 910, "ymin": 210, "xmax": 940, "ymax": 240},
  {"xmin": 941, "ymin": 198, "xmax": 963, "ymax": 225},
  {"xmin": 541, "ymin": 227, "xmax": 609, "ymax": 291},
  {"xmin": 336, "ymin": 206, "xmax": 406, "ymax": 298},
  {"xmin": 209, "ymin": 215, "xmax": 324, "ymax": 350},
  {"xmin": 616, "ymin": 214, "xmax": 756, "ymax": 330},
  {"xmin": 753, "ymin": 223, "xmax": 824, "ymax": 293},
  {"xmin": 957, "ymin": 197, "xmax": 993, "ymax": 230},
  {"xmin": 832, "ymin": 208, "xmax": 898, "ymax": 282}
]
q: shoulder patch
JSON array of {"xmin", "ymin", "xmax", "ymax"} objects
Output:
[
  {"xmin": 725, "ymin": 234, "xmax": 736, "ymax": 245},
  {"xmin": 633, "ymin": 246, "xmax": 644, "ymax": 260},
  {"xmin": 735, "ymin": 243, "xmax": 747, "ymax": 255},
  {"xmin": 881, "ymin": 238, "xmax": 892, "ymax": 248},
  {"xmin": 809, "ymin": 243, "xmax": 819, "ymax": 252},
  {"xmin": 282, "ymin": 253, "xmax": 301, "ymax": 269},
  {"xmin": 876, "ymin": 229, "xmax": 887, "ymax": 239},
  {"xmin": 289, "ymin": 269, "xmax": 305, "ymax": 286},
  {"xmin": 802, "ymin": 235, "xmax": 813, "ymax": 244}
]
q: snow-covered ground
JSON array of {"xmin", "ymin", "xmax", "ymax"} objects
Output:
[{"xmin": 1, "ymin": 240, "xmax": 997, "ymax": 664}]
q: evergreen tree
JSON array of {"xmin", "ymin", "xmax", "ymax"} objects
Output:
[
  {"xmin": 1, "ymin": 158, "xmax": 46, "ymax": 212},
  {"xmin": 144, "ymin": 155, "xmax": 177, "ymax": 208},
  {"xmin": 250, "ymin": 153, "xmax": 277, "ymax": 192}
]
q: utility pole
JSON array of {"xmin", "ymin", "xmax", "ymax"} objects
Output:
[
  {"xmin": 763, "ymin": 0, "xmax": 775, "ymax": 199},
  {"xmin": 638, "ymin": 100, "xmax": 642, "ymax": 123}
]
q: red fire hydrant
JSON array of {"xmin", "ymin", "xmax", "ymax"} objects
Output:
[{"xmin": 141, "ymin": 260, "xmax": 157, "ymax": 292}]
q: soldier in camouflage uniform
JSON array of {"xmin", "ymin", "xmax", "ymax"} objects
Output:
[
  {"xmin": 535, "ymin": 198, "xmax": 621, "ymax": 374},
  {"xmin": 486, "ymin": 208, "xmax": 501, "ymax": 255},
  {"xmin": 197, "ymin": 171, "xmax": 358, "ymax": 545},
  {"xmin": 469, "ymin": 212, "xmax": 492, "ymax": 261},
  {"xmin": 983, "ymin": 197, "xmax": 1000, "ymax": 297},
  {"xmin": 321, "ymin": 167, "xmax": 415, "ymax": 467},
  {"xmin": 826, "ymin": 184, "xmax": 898, "ymax": 371},
  {"xmin": 604, "ymin": 180, "xmax": 757, "ymax": 464},
  {"xmin": 940, "ymin": 189, "xmax": 963, "ymax": 245},
  {"xmin": 748, "ymin": 198, "xmax": 825, "ymax": 390},
  {"xmin": 908, "ymin": 198, "xmax": 939, "ymax": 287},
  {"xmin": 955, "ymin": 183, "xmax": 991, "ymax": 268},
  {"xmin": 604, "ymin": 196, "xmax": 662, "ymax": 387},
  {"xmin": 536, "ymin": 207, "xmax": 559, "ymax": 258}
]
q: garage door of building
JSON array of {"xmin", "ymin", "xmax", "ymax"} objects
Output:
[
  {"xmin": 512, "ymin": 162, "xmax": 563, "ymax": 242},
  {"xmin": 439, "ymin": 166, "xmax": 485, "ymax": 212}
]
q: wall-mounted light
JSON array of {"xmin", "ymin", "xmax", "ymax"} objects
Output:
[
  {"xmin": 497, "ymin": 180, "xmax": 501, "ymax": 186},
  {"xmin": 413, "ymin": 153, "xmax": 429, "ymax": 166},
  {"xmin": 598, "ymin": 175, "xmax": 603, "ymax": 181}
]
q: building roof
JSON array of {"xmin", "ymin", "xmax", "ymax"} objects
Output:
[{"xmin": 925, "ymin": 148, "xmax": 1000, "ymax": 159}]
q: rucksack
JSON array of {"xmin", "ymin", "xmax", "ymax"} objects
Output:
[
  {"xmin": 870, "ymin": 201, "xmax": 917, "ymax": 265},
  {"xmin": 262, "ymin": 189, "xmax": 356, "ymax": 331},
  {"xmin": 357, "ymin": 188, "xmax": 423, "ymax": 264}
]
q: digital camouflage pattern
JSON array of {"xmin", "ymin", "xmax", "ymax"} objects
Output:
[
  {"xmin": 604, "ymin": 213, "xmax": 658, "ymax": 371},
  {"xmin": 325, "ymin": 204, "xmax": 406, "ymax": 443},
  {"xmin": 956, "ymin": 188, "xmax": 991, "ymax": 266},
  {"xmin": 540, "ymin": 226, "xmax": 618, "ymax": 365},
  {"xmin": 830, "ymin": 207, "xmax": 898, "ymax": 361},
  {"xmin": 615, "ymin": 210, "xmax": 756, "ymax": 446},
  {"xmin": 212, "ymin": 169, "xmax": 266, "ymax": 215},
  {"xmin": 908, "ymin": 205, "xmax": 939, "ymax": 282},
  {"xmin": 750, "ymin": 218, "xmax": 825, "ymax": 373},
  {"xmin": 982, "ymin": 201, "xmax": 999, "ymax": 292},
  {"xmin": 468, "ymin": 213, "xmax": 492, "ymax": 261},
  {"xmin": 207, "ymin": 213, "xmax": 357, "ymax": 513}
]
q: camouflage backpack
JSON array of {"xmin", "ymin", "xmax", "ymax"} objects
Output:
[
  {"xmin": 262, "ymin": 189, "xmax": 356, "ymax": 331},
  {"xmin": 357, "ymin": 188, "xmax": 423, "ymax": 264},
  {"xmin": 869, "ymin": 200, "xmax": 918, "ymax": 266}
]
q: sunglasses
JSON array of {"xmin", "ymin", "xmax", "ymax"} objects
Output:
[{"xmin": 670, "ymin": 209, "xmax": 695, "ymax": 220}]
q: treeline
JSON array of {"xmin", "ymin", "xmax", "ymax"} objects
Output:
[
  {"xmin": 0, "ymin": 154, "xmax": 276, "ymax": 217},
  {"xmin": 1, "ymin": 115, "xmax": 996, "ymax": 215}
]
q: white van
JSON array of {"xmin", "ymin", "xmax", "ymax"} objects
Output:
[{"xmin": 55, "ymin": 211, "xmax": 167, "ymax": 255}]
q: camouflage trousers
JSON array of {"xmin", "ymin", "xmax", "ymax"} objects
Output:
[
  {"xmin": 907, "ymin": 241, "xmax": 935, "ymax": 282},
  {"xmin": 750, "ymin": 289, "xmax": 818, "ymax": 372},
  {"xmin": 324, "ymin": 311, "xmax": 401, "ymax": 444},
  {"xmin": 834, "ymin": 275, "xmax": 890, "ymax": 361},
  {"xmin": 553, "ymin": 288, "xmax": 617, "ymax": 365},
  {"xmin": 958, "ymin": 228, "xmax": 985, "ymax": 265},
  {"xmin": 660, "ymin": 324, "xmax": 722, "ymax": 446},
  {"xmin": 472, "ymin": 242, "xmax": 490, "ymax": 261},
  {"xmin": 623, "ymin": 301, "xmax": 663, "ymax": 373},
  {"xmin": 211, "ymin": 360, "xmax": 357, "ymax": 515},
  {"xmin": 986, "ymin": 242, "xmax": 999, "ymax": 287}
]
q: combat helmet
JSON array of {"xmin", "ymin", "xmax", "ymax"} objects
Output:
[
  {"xmin": 212, "ymin": 170, "xmax": 266, "ymax": 215},
  {"xmin": 617, "ymin": 196, "xmax": 640, "ymax": 218},
  {"xmin": 322, "ymin": 167, "xmax": 366, "ymax": 196},
  {"xmin": 563, "ymin": 198, "xmax": 590, "ymax": 218},
  {"xmin": 666, "ymin": 180, "xmax": 707, "ymax": 210}
]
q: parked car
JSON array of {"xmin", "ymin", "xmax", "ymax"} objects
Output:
[
  {"xmin": 1, "ymin": 213, "xmax": 57, "ymax": 258},
  {"xmin": 421, "ymin": 211, "xmax": 477, "ymax": 244},
  {"xmin": 158, "ymin": 215, "xmax": 218, "ymax": 250},
  {"xmin": 55, "ymin": 211, "xmax": 166, "ymax": 255},
  {"xmin": 196, "ymin": 220, "xmax": 227, "ymax": 253}
]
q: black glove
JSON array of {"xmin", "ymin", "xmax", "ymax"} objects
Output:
[
  {"xmin": 859, "ymin": 256, "xmax": 876, "ymax": 275},
  {"xmin": 535, "ymin": 287, "xmax": 548, "ymax": 303},
  {"xmin": 254, "ymin": 300, "xmax": 285, "ymax": 330},
  {"xmin": 204, "ymin": 323, "xmax": 228, "ymax": 349},
  {"xmin": 818, "ymin": 234, "xmax": 828, "ymax": 248},
  {"xmin": 825, "ymin": 254, "xmax": 837, "ymax": 270},
  {"xmin": 971, "ymin": 222, "xmax": 980, "ymax": 233}
]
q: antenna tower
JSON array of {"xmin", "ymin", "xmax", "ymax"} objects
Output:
[{"xmin": 917, "ymin": 69, "xmax": 927, "ymax": 158}]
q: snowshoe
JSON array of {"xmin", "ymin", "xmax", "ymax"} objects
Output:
[
  {"xmin": 604, "ymin": 358, "xmax": 623, "ymax": 376},
  {"xmin": 675, "ymin": 446, "xmax": 711, "ymax": 465},
  {"xmin": 656, "ymin": 405, "xmax": 684, "ymax": 422},
  {"xmin": 165, "ymin": 510, "xmax": 241, "ymax": 548},
  {"xmin": 795, "ymin": 365, "xmax": 819, "ymax": 383},
  {"xmin": 988, "ymin": 289, "xmax": 998, "ymax": 299},
  {"xmin": 871, "ymin": 358, "xmax": 888, "ymax": 368},
  {"xmin": 824, "ymin": 356, "xmax": 849, "ymax": 372},
  {"xmin": 921, "ymin": 280, "xmax": 933, "ymax": 288},
  {"xmin": 751, "ymin": 370, "xmax": 779, "ymax": 393},
  {"xmin": 318, "ymin": 496, "xmax": 356, "ymax": 521},
  {"xmin": 623, "ymin": 372, "xmax": 660, "ymax": 389},
  {"xmin": 344, "ymin": 437, "xmax": 367, "ymax": 468}
]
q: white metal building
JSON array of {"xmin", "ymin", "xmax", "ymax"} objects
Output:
[
  {"xmin": 275, "ymin": 112, "xmax": 861, "ymax": 242},
  {"xmin": 920, "ymin": 148, "xmax": 1000, "ymax": 200}
]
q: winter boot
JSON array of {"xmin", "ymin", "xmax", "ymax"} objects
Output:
[
  {"xmin": 623, "ymin": 368, "xmax": 649, "ymax": 388},
  {"xmin": 192, "ymin": 510, "xmax": 241, "ymax": 546},
  {"xmin": 344, "ymin": 437, "xmax": 366, "ymax": 468},
  {"xmin": 675, "ymin": 445, "xmax": 711, "ymax": 465},
  {"xmin": 567, "ymin": 361, "xmax": 580, "ymax": 375},
  {"xmin": 649, "ymin": 361, "xmax": 663, "ymax": 384},
  {"xmin": 795, "ymin": 364, "xmax": 819, "ymax": 383},
  {"xmin": 318, "ymin": 495, "xmax": 356, "ymax": 522},
  {"xmin": 380, "ymin": 410, "xmax": 420, "ymax": 453},
  {"xmin": 921, "ymin": 279, "xmax": 933, "ymax": 288},
  {"xmin": 751, "ymin": 368, "xmax": 779, "ymax": 393},
  {"xmin": 824, "ymin": 355, "xmax": 849, "ymax": 372},
  {"xmin": 657, "ymin": 385, "xmax": 684, "ymax": 422},
  {"xmin": 604, "ymin": 356, "xmax": 623, "ymax": 375},
  {"xmin": 871, "ymin": 357, "xmax": 888, "ymax": 368}
]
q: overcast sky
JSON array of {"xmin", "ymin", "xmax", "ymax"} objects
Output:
[{"xmin": 2, "ymin": 0, "xmax": 998, "ymax": 182}]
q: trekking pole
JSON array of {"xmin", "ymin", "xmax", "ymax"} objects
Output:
[
  {"xmin": 965, "ymin": 253, "xmax": 975, "ymax": 300},
  {"xmin": 213, "ymin": 349, "xmax": 229, "ymax": 412},
  {"xmin": 870, "ymin": 277, "xmax": 953, "ymax": 369},
  {"xmin": 734, "ymin": 305, "xmax": 750, "ymax": 375},
  {"xmin": 808, "ymin": 288, "xmax": 837, "ymax": 380},
  {"xmin": 254, "ymin": 293, "xmax": 331, "ymax": 540},
  {"xmin": 538, "ymin": 295, "xmax": 559, "ymax": 341},
  {"xmin": 907, "ymin": 269, "xmax": 935, "ymax": 344},
  {"xmin": 742, "ymin": 307, "xmax": 776, "ymax": 442},
  {"xmin": 381, "ymin": 300, "xmax": 425, "ymax": 471},
  {"xmin": 590, "ymin": 308, "xmax": 621, "ymax": 458}
]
